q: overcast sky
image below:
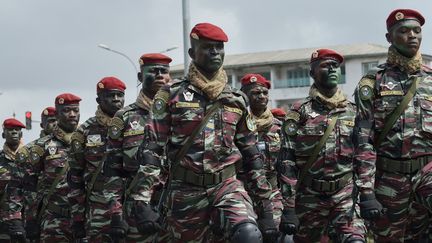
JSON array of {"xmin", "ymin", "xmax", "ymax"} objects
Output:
[{"xmin": 1, "ymin": 0, "xmax": 431, "ymax": 144}]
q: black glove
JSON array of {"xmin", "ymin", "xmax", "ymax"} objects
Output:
[
  {"xmin": 279, "ymin": 208, "xmax": 299, "ymax": 235},
  {"xmin": 71, "ymin": 220, "xmax": 86, "ymax": 239},
  {"xmin": 7, "ymin": 219, "xmax": 26, "ymax": 242},
  {"xmin": 110, "ymin": 214, "xmax": 128, "ymax": 240},
  {"xmin": 257, "ymin": 214, "xmax": 280, "ymax": 243},
  {"xmin": 25, "ymin": 219, "xmax": 40, "ymax": 240},
  {"xmin": 134, "ymin": 201, "xmax": 161, "ymax": 235},
  {"xmin": 359, "ymin": 192, "xmax": 384, "ymax": 220}
]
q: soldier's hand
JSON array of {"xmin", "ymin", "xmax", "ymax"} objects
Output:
[
  {"xmin": 257, "ymin": 215, "xmax": 280, "ymax": 243},
  {"xmin": 71, "ymin": 221, "xmax": 86, "ymax": 239},
  {"xmin": 25, "ymin": 219, "xmax": 40, "ymax": 240},
  {"xmin": 7, "ymin": 219, "xmax": 26, "ymax": 242},
  {"xmin": 134, "ymin": 201, "xmax": 161, "ymax": 235},
  {"xmin": 110, "ymin": 214, "xmax": 128, "ymax": 240},
  {"xmin": 359, "ymin": 192, "xmax": 384, "ymax": 220},
  {"xmin": 279, "ymin": 208, "xmax": 299, "ymax": 235}
]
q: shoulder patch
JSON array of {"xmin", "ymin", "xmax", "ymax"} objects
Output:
[
  {"xmin": 29, "ymin": 145, "xmax": 44, "ymax": 164},
  {"xmin": 286, "ymin": 110, "xmax": 300, "ymax": 122},
  {"xmin": 108, "ymin": 117, "xmax": 124, "ymax": 139},
  {"xmin": 283, "ymin": 120, "xmax": 298, "ymax": 136},
  {"xmin": 246, "ymin": 113, "xmax": 257, "ymax": 131},
  {"xmin": 153, "ymin": 90, "xmax": 169, "ymax": 115},
  {"xmin": 359, "ymin": 77, "xmax": 375, "ymax": 89},
  {"xmin": 16, "ymin": 147, "xmax": 30, "ymax": 163},
  {"xmin": 71, "ymin": 131, "xmax": 85, "ymax": 152},
  {"xmin": 358, "ymin": 77, "xmax": 375, "ymax": 100}
]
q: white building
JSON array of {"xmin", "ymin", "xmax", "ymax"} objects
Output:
[{"xmin": 170, "ymin": 43, "xmax": 432, "ymax": 110}]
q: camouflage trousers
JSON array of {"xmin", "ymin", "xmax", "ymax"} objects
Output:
[
  {"xmin": 163, "ymin": 177, "xmax": 257, "ymax": 243},
  {"xmin": 368, "ymin": 169, "xmax": 430, "ymax": 242},
  {"xmin": 294, "ymin": 181, "xmax": 366, "ymax": 243},
  {"xmin": 40, "ymin": 211, "xmax": 72, "ymax": 242},
  {"xmin": 0, "ymin": 222, "xmax": 10, "ymax": 242}
]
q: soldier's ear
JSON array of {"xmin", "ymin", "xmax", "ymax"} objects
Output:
[
  {"xmin": 40, "ymin": 123, "xmax": 43, "ymax": 129},
  {"xmin": 96, "ymin": 97, "xmax": 101, "ymax": 105},
  {"xmin": 188, "ymin": 48, "xmax": 194, "ymax": 60},
  {"xmin": 385, "ymin": 32, "xmax": 392, "ymax": 43},
  {"xmin": 1, "ymin": 132, "xmax": 4, "ymax": 139},
  {"xmin": 137, "ymin": 72, "xmax": 143, "ymax": 83}
]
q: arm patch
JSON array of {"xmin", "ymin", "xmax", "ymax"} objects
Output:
[{"xmin": 108, "ymin": 117, "xmax": 124, "ymax": 139}]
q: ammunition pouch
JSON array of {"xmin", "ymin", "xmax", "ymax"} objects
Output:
[
  {"xmin": 377, "ymin": 156, "xmax": 431, "ymax": 174},
  {"xmin": 171, "ymin": 163, "xmax": 236, "ymax": 187},
  {"xmin": 303, "ymin": 173, "xmax": 352, "ymax": 192}
]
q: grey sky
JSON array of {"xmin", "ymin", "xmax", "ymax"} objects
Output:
[{"xmin": 1, "ymin": 0, "xmax": 431, "ymax": 144}]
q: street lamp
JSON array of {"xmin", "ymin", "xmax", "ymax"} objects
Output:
[
  {"xmin": 97, "ymin": 44, "xmax": 140, "ymax": 93},
  {"xmin": 159, "ymin": 46, "xmax": 179, "ymax": 54}
]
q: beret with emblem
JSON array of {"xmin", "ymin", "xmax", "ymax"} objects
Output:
[
  {"xmin": 271, "ymin": 108, "xmax": 287, "ymax": 119},
  {"xmin": 190, "ymin": 22, "xmax": 228, "ymax": 42},
  {"xmin": 41, "ymin": 107, "xmax": 56, "ymax": 119},
  {"xmin": 97, "ymin": 76, "xmax": 126, "ymax": 93},
  {"xmin": 386, "ymin": 9, "xmax": 425, "ymax": 30},
  {"xmin": 139, "ymin": 53, "xmax": 172, "ymax": 66},
  {"xmin": 3, "ymin": 118, "xmax": 25, "ymax": 129},
  {"xmin": 240, "ymin": 73, "xmax": 271, "ymax": 89},
  {"xmin": 310, "ymin": 49, "xmax": 344, "ymax": 64},
  {"xmin": 55, "ymin": 93, "xmax": 82, "ymax": 106}
]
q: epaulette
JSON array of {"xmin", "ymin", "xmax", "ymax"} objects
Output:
[
  {"xmin": 119, "ymin": 103, "xmax": 139, "ymax": 117},
  {"xmin": 16, "ymin": 146, "xmax": 30, "ymax": 163},
  {"xmin": 35, "ymin": 134, "xmax": 53, "ymax": 147},
  {"xmin": 291, "ymin": 97, "xmax": 311, "ymax": 111},
  {"xmin": 71, "ymin": 130, "xmax": 85, "ymax": 152},
  {"xmin": 79, "ymin": 117, "xmax": 97, "ymax": 130},
  {"xmin": 283, "ymin": 98, "xmax": 310, "ymax": 137}
]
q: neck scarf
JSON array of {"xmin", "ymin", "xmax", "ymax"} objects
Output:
[
  {"xmin": 95, "ymin": 106, "xmax": 112, "ymax": 127},
  {"xmin": 309, "ymin": 84, "xmax": 347, "ymax": 110},
  {"xmin": 252, "ymin": 108, "xmax": 274, "ymax": 132},
  {"xmin": 187, "ymin": 63, "xmax": 227, "ymax": 100},
  {"xmin": 3, "ymin": 143, "xmax": 23, "ymax": 161},
  {"xmin": 54, "ymin": 126, "xmax": 73, "ymax": 145},
  {"xmin": 136, "ymin": 91, "xmax": 153, "ymax": 111},
  {"xmin": 387, "ymin": 45, "xmax": 422, "ymax": 74}
]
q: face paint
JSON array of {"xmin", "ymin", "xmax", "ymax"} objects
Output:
[
  {"xmin": 311, "ymin": 59, "xmax": 341, "ymax": 89},
  {"xmin": 141, "ymin": 64, "xmax": 171, "ymax": 97}
]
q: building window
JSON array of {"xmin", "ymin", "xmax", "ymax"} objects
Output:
[
  {"xmin": 362, "ymin": 61, "xmax": 378, "ymax": 75},
  {"xmin": 339, "ymin": 65, "xmax": 346, "ymax": 84},
  {"xmin": 274, "ymin": 68, "xmax": 310, "ymax": 88}
]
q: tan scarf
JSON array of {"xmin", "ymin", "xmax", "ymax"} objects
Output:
[
  {"xmin": 187, "ymin": 63, "xmax": 227, "ymax": 100},
  {"xmin": 387, "ymin": 45, "xmax": 422, "ymax": 74},
  {"xmin": 309, "ymin": 84, "xmax": 347, "ymax": 110},
  {"xmin": 252, "ymin": 108, "xmax": 274, "ymax": 132},
  {"xmin": 136, "ymin": 91, "xmax": 153, "ymax": 111},
  {"xmin": 95, "ymin": 106, "xmax": 112, "ymax": 127},
  {"xmin": 3, "ymin": 143, "xmax": 23, "ymax": 161},
  {"xmin": 54, "ymin": 126, "xmax": 73, "ymax": 145}
]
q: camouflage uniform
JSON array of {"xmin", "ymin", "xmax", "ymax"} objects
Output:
[
  {"xmin": 104, "ymin": 93, "xmax": 163, "ymax": 243},
  {"xmin": 354, "ymin": 46, "xmax": 432, "ymax": 242},
  {"xmin": 67, "ymin": 107, "xmax": 122, "ymax": 242},
  {"xmin": 20, "ymin": 127, "xmax": 74, "ymax": 242},
  {"xmin": 279, "ymin": 87, "xmax": 367, "ymax": 243},
  {"xmin": 143, "ymin": 72, "xmax": 272, "ymax": 242},
  {"xmin": 0, "ymin": 144, "xmax": 24, "ymax": 241}
]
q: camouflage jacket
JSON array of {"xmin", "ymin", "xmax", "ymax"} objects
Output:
[
  {"xmin": 148, "ymin": 79, "xmax": 272, "ymax": 200},
  {"xmin": 0, "ymin": 146, "xmax": 24, "ymax": 222},
  {"xmin": 105, "ymin": 100, "xmax": 161, "ymax": 214},
  {"xmin": 279, "ymin": 96, "xmax": 366, "ymax": 208},
  {"xmin": 68, "ymin": 109, "xmax": 112, "ymax": 222},
  {"xmin": 17, "ymin": 127, "xmax": 73, "ymax": 221},
  {"xmin": 354, "ymin": 62, "xmax": 432, "ymax": 177}
]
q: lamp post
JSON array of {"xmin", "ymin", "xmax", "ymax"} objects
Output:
[
  {"xmin": 160, "ymin": 46, "xmax": 179, "ymax": 54},
  {"xmin": 97, "ymin": 44, "xmax": 140, "ymax": 93}
]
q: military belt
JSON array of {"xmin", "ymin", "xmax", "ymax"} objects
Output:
[
  {"xmin": 171, "ymin": 164, "xmax": 236, "ymax": 187},
  {"xmin": 47, "ymin": 203, "xmax": 70, "ymax": 218},
  {"xmin": 377, "ymin": 156, "xmax": 432, "ymax": 174},
  {"xmin": 303, "ymin": 173, "xmax": 352, "ymax": 192}
]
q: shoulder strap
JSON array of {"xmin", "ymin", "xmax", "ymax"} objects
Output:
[
  {"xmin": 296, "ymin": 113, "xmax": 339, "ymax": 190},
  {"xmin": 85, "ymin": 154, "xmax": 107, "ymax": 202},
  {"xmin": 37, "ymin": 162, "xmax": 69, "ymax": 221},
  {"xmin": 123, "ymin": 101, "xmax": 223, "ymax": 200},
  {"xmin": 374, "ymin": 76, "xmax": 420, "ymax": 147}
]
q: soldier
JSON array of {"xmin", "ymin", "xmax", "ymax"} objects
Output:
[
  {"xmin": 104, "ymin": 53, "xmax": 172, "ymax": 242},
  {"xmin": 239, "ymin": 74, "xmax": 282, "ymax": 242},
  {"xmin": 278, "ymin": 49, "xmax": 367, "ymax": 243},
  {"xmin": 39, "ymin": 107, "xmax": 57, "ymax": 138},
  {"xmin": 271, "ymin": 108, "xmax": 287, "ymax": 122},
  {"xmin": 67, "ymin": 77, "xmax": 126, "ymax": 242},
  {"xmin": 21, "ymin": 93, "xmax": 81, "ymax": 242},
  {"xmin": 0, "ymin": 118, "xmax": 26, "ymax": 242},
  {"xmin": 136, "ymin": 22, "xmax": 273, "ymax": 243},
  {"xmin": 354, "ymin": 9, "xmax": 432, "ymax": 242}
]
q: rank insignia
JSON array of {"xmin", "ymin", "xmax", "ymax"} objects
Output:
[
  {"xmin": 246, "ymin": 114, "xmax": 256, "ymax": 131},
  {"xmin": 284, "ymin": 121, "xmax": 298, "ymax": 136},
  {"xmin": 309, "ymin": 111, "xmax": 320, "ymax": 119},
  {"xmin": 383, "ymin": 81, "xmax": 396, "ymax": 90},
  {"xmin": 183, "ymin": 91, "xmax": 194, "ymax": 101},
  {"xmin": 87, "ymin": 134, "xmax": 102, "ymax": 143},
  {"xmin": 360, "ymin": 86, "xmax": 373, "ymax": 100},
  {"xmin": 108, "ymin": 117, "xmax": 124, "ymax": 139}
]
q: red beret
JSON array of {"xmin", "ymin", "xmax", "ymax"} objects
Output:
[
  {"xmin": 41, "ymin": 107, "xmax": 56, "ymax": 117},
  {"xmin": 310, "ymin": 49, "xmax": 344, "ymax": 64},
  {"xmin": 3, "ymin": 118, "xmax": 25, "ymax": 129},
  {"xmin": 190, "ymin": 23, "xmax": 228, "ymax": 42},
  {"xmin": 55, "ymin": 93, "xmax": 81, "ymax": 105},
  {"xmin": 271, "ymin": 108, "xmax": 287, "ymax": 118},
  {"xmin": 386, "ymin": 9, "xmax": 425, "ymax": 30},
  {"xmin": 97, "ymin": 76, "xmax": 126, "ymax": 93},
  {"xmin": 240, "ymin": 74, "xmax": 271, "ymax": 89},
  {"xmin": 139, "ymin": 53, "xmax": 172, "ymax": 66}
]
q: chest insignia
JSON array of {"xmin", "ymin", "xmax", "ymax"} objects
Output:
[
  {"xmin": 183, "ymin": 91, "xmax": 194, "ymax": 101},
  {"xmin": 46, "ymin": 141, "xmax": 57, "ymax": 155}
]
